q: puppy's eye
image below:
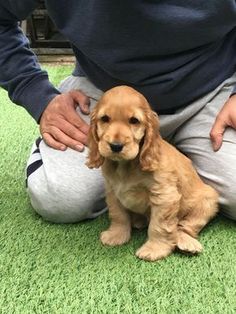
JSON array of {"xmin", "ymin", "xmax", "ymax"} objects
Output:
[
  {"xmin": 129, "ymin": 117, "xmax": 140, "ymax": 124},
  {"xmin": 100, "ymin": 115, "xmax": 110, "ymax": 123}
]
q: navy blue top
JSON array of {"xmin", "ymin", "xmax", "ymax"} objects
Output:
[{"xmin": 1, "ymin": 1, "xmax": 236, "ymax": 121}]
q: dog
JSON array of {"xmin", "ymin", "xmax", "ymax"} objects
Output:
[{"xmin": 86, "ymin": 85, "xmax": 218, "ymax": 261}]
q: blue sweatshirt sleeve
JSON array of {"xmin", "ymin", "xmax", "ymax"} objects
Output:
[{"xmin": 0, "ymin": 1, "xmax": 60, "ymax": 122}]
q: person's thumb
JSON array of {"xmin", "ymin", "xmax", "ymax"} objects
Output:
[
  {"xmin": 210, "ymin": 116, "xmax": 227, "ymax": 151},
  {"xmin": 69, "ymin": 90, "xmax": 90, "ymax": 114}
]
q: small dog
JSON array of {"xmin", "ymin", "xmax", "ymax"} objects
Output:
[{"xmin": 86, "ymin": 86, "xmax": 218, "ymax": 261}]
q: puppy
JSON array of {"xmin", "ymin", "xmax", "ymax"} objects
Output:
[{"xmin": 86, "ymin": 86, "xmax": 218, "ymax": 261}]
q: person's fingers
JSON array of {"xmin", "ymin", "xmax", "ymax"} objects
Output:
[
  {"xmin": 210, "ymin": 116, "xmax": 227, "ymax": 151},
  {"xmin": 57, "ymin": 117, "xmax": 88, "ymax": 145},
  {"xmin": 69, "ymin": 90, "xmax": 90, "ymax": 114},
  {"xmin": 40, "ymin": 99, "xmax": 89, "ymax": 140},
  {"xmin": 39, "ymin": 92, "xmax": 91, "ymax": 150},
  {"xmin": 42, "ymin": 132, "xmax": 67, "ymax": 151},
  {"xmin": 43, "ymin": 127, "xmax": 85, "ymax": 151},
  {"xmin": 66, "ymin": 108, "xmax": 90, "ymax": 135}
]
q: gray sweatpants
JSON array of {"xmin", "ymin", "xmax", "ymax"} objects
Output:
[{"xmin": 26, "ymin": 74, "xmax": 236, "ymax": 223}]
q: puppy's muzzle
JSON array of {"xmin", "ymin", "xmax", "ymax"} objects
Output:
[{"xmin": 109, "ymin": 142, "xmax": 124, "ymax": 153}]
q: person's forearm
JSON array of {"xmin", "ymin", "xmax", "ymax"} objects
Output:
[{"xmin": 0, "ymin": 1, "xmax": 60, "ymax": 122}]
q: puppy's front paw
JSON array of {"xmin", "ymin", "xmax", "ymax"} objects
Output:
[
  {"xmin": 177, "ymin": 231, "xmax": 203, "ymax": 254},
  {"xmin": 136, "ymin": 240, "xmax": 173, "ymax": 261},
  {"xmin": 100, "ymin": 228, "xmax": 130, "ymax": 246}
]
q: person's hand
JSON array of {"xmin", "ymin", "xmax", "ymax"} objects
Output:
[
  {"xmin": 40, "ymin": 90, "xmax": 90, "ymax": 151},
  {"xmin": 210, "ymin": 94, "xmax": 236, "ymax": 151}
]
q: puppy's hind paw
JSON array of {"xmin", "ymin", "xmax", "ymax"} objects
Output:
[
  {"xmin": 131, "ymin": 216, "xmax": 148, "ymax": 230},
  {"xmin": 177, "ymin": 231, "xmax": 203, "ymax": 254}
]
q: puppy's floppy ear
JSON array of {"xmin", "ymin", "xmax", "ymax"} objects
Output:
[
  {"xmin": 86, "ymin": 107, "xmax": 104, "ymax": 169},
  {"xmin": 139, "ymin": 109, "xmax": 161, "ymax": 171}
]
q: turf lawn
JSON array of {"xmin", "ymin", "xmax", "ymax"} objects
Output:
[{"xmin": 0, "ymin": 65, "xmax": 235, "ymax": 314}]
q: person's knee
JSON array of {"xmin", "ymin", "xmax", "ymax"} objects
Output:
[
  {"xmin": 220, "ymin": 204, "xmax": 236, "ymax": 221},
  {"xmin": 220, "ymin": 188, "xmax": 236, "ymax": 221},
  {"xmin": 27, "ymin": 173, "xmax": 106, "ymax": 223}
]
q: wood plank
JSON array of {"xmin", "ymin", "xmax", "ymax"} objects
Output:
[
  {"xmin": 37, "ymin": 54, "xmax": 75, "ymax": 63},
  {"xmin": 33, "ymin": 48, "xmax": 74, "ymax": 55}
]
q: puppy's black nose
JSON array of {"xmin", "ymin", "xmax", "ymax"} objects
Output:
[{"xmin": 109, "ymin": 142, "xmax": 124, "ymax": 153}]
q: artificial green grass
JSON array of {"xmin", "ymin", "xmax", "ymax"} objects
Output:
[{"xmin": 0, "ymin": 65, "xmax": 235, "ymax": 314}]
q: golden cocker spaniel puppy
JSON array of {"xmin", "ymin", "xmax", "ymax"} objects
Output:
[{"xmin": 86, "ymin": 86, "xmax": 218, "ymax": 261}]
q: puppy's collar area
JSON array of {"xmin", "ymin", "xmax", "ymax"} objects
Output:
[{"xmin": 107, "ymin": 157, "xmax": 140, "ymax": 172}]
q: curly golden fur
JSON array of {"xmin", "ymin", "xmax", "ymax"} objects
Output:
[{"xmin": 86, "ymin": 86, "xmax": 218, "ymax": 261}]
